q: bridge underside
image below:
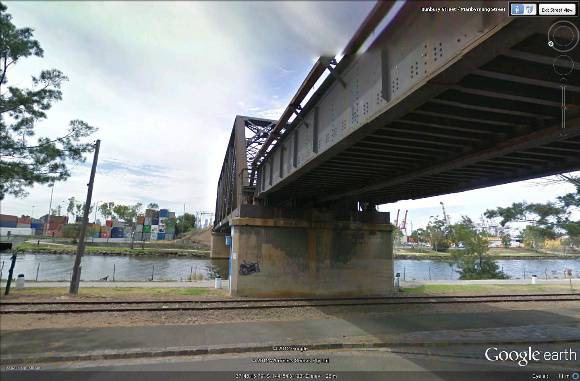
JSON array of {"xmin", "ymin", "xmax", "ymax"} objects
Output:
[{"xmin": 263, "ymin": 19, "xmax": 580, "ymax": 207}]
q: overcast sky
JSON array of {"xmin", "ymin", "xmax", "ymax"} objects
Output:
[{"xmin": 0, "ymin": 1, "xmax": 576, "ymax": 229}]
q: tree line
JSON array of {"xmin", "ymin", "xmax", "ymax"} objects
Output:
[{"xmin": 406, "ymin": 175, "xmax": 579, "ymax": 279}]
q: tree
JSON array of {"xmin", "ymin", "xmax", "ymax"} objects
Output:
[
  {"xmin": 450, "ymin": 216, "xmax": 507, "ymax": 280},
  {"xmin": 500, "ymin": 232, "xmax": 511, "ymax": 249},
  {"xmin": 175, "ymin": 213, "xmax": 196, "ymax": 236},
  {"xmin": 147, "ymin": 203, "xmax": 159, "ymax": 210},
  {"xmin": 410, "ymin": 228, "xmax": 428, "ymax": 246},
  {"xmin": 112, "ymin": 202, "xmax": 142, "ymax": 226},
  {"xmin": 522, "ymin": 225, "xmax": 556, "ymax": 250},
  {"xmin": 0, "ymin": 3, "xmax": 97, "ymax": 200},
  {"xmin": 66, "ymin": 196, "xmax": 92, "ymax": 222},
  {"xmin": 392, "ymin": 226, "xmax": 404, "ymax": 248},
  {"xmin": 426, "ymin": 216, "xmax": 450, "ymax": 252},
  {"xmin": 485, "ymin": 174, "xmax": 580, "ymax": 251},
  {"xmin": 66, "ymin": 197, "xmax": 77, "ymax": 219},
  {"xmin": 98, "ymin": 202, "xmax": 115, "ymax": 221}
]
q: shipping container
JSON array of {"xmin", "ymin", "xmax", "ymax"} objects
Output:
[
  {"xmin": 1, "ymin": 214, "xmax": 19, "ymax": 222},
  {"xmin": 143, "ymin": 225, "xmax": 151, "ymax": 233},
  {"xmin": 135, "ymin": 224, "xmax": 143, "ymax": 232},
  {"xmin": 150, "ymin": 232, "xmax": 158, "ymax": 240},
  {"xmin": 16, "ymin": 223, "xmax": 31, "ymax": 228},
  {"xmin": 111, "ymin": 227, "xmax": 124, "ymax": 238},
  {"xmin": 0, "ymin": 227, "xmax": 34, "ymax": 236},
  {"xmin": 144, "ymin": 217, "xmax": 152, "ymax": 225},
  {"xmin": 106, "ymin": 220, "xmax": 113, "ymax": 227},
  {"xmin": 100, "ymin": 231, "xmax": 110, "ymax": 239},
  {"xmin": 157, "ymin": 232, "xmax": 165, "ymax": 240},
  {"xmin": 31, "ymin": 222, "xmax": 43, "ymax": 230},
  {"xmin": 46, "ymin": 216, "xmax": 68, "ymax": 224},
  {"xmin": 165, "ymin": 233, "xmax": 174, "ymax": 240},
  {"xmin": 137, "ymin": 216, "xmax": 145, "ymax": 225},
  {"xmin": 0, "ymin": 220, "xmax": 17, "ymax": 228},
  {"xmin": 159, "ymin": 209, "xmax": 169, "ymax": 218},
  {"xmin": 18, "ymin": 216, "xmax": 32, "ymax": 224},
  {"xmin": 168, "ymin": 211, "xmax": 176, "ymax": 218},
  {"xmin": 151, "ymin": 225, "xmax": 159, "ymax": 233},
  {"xmin": 152, "ymin": 217, "xmax": 159, "ymax": 225}
]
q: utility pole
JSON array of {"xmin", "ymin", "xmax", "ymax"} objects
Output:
[
  {"xmin": 182, "ymin": 204, "xmax": 185, "ymax": 238},
  {"xmin": 45, "ymin": 185, "xmax": 54, "ymax": 237},
  {"xmin": 69, "ymin": 139, "xmax": 100, "ymax": 295}
]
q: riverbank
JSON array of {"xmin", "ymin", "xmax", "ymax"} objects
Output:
[
  {"xmin": 395, "ymin": 247, "xmax": 580, "ymax": 260},
  {"xmin": 1, "ymin": 279, "xmax": 576, "ymax": 297},
  {"xmin": 7, "ymin": 242, "xmax": 210, "ymax": 258}
]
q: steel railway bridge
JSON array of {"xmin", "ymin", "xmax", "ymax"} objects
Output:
[{"xmin": 210, "ymin": 1, "xmax": 580, "ymax": 296}]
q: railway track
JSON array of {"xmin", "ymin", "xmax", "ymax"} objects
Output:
[{"xmin": 1, "ymin": 293, "xmax": 577, "ymax": 314}]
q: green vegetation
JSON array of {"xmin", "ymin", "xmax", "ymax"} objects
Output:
[
  {"xmin": 175, "ymin": 213, "xmax": 197, "ymax": 236},
  {"xmin": 449, "ymin": 216, "xmax": 507, "ymax": 280},
  {"xmin": 396, "ymin": 247, "xmax": 579, "ymax": 259},
  {"xmin": 0, "ymin": 287, "xmax": 225, "ymax": 299},
  {"xmin": 12, "ymin": 242, "xmax": 209, "ymax": 257},
  {"xmin": 402, "ymin": 284, "xmax": 577, "ymax": 295},
  {"xmin": 484, "ymin": 174, "xmax": 580, "ymax": 251},
  {"xmin": 0, "ymin": 3, "xmax": 96, "ymax": 200},
  {"xmin": 67, "ymin": 196, "xmax": 93, "ymax": 222}
]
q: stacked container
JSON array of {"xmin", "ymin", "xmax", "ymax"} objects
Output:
[
  {"xmin": 100, "ymin": 225, "xmax": 111, "ymax": 238},
  {"xmin": 17, "ymin": 215, "xmax": 32, "ymax": 228},
  {"xmin": 110, "ymin": 227, "xmax": 124, "ymax": 238},
  {"xmin": 0, "ymin": 214, "xmax": 18, "ymax": 228},
  {"xmin": 45, "ymin": 215, "xmax": 68, "ymax": 237}
]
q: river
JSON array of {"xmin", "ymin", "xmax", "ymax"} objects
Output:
[{"xmin": 0, "ymin": 253, "xmax": 579, "ymax": 282}]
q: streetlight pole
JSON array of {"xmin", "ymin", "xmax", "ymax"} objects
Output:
[
  {"xmin": 92, "ymin": 201, "xmax": 100, "ymax": 243},
  {"xmin": 45, "ymin": 185, "xmax": 54, "ymax": 237}
]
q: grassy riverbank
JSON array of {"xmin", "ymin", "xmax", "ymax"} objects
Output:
[
  {"xmin": 0, "ymin": 287, "xmax": 225, "ymax": 300},
  {"xmin": 395, "ymin": 247, "xmax": 580, "ymax": 260},
  {"xmin": 401, "ymin": 283, "xmax": 577, "ymax": 295},
  {"xmin": 8, "ymin": 242, "xmax": 210, "ymax": 257}
]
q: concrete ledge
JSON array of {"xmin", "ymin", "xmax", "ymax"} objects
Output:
[{"xmin": 231, "ymin": 217, "xmax": 392, "ymax": 231}]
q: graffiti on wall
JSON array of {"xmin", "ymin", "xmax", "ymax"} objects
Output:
[{"xmin": 239, "ymin": 261, "xmax": 260, "ymax": 276}]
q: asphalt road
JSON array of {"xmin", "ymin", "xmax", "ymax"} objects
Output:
[{"xmin": 3, "ymin": 347, "xmax": 579, "ymax": 381}]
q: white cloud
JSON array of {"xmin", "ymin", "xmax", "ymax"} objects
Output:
[{"xmin": 1, "ymin": 1, "xmax": 372, "ymax": 218}]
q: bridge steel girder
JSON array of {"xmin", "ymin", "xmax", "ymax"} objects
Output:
[
  {"xmin": 213, "ymin": 116, "xmax": 277, "ymax": 232},
  {"xmin": 253, "ymin": 1, "xmax": 579, "ymax": 207}
]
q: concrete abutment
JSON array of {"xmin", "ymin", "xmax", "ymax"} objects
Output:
[{"xmin": 223, "ymin": 206, "xmax": 393, "ymax": 297}]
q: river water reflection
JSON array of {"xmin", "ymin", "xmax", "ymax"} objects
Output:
[{"xmin": 0, "ymin": 253, "xmax": 579, "ymax": 282}]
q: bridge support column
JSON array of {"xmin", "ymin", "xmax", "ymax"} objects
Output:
[
  {"xmin": 210, "ymin": 232, "xmax": 230, "ymax": 259},
  {"xmin": 229, "ymin": 208, "xmax": 393, "ymax": 297}
]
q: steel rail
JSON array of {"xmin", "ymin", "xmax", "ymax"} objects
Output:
[{"xmin": 1, "ymin": 294, "xmax": 577, "ymax": 314}]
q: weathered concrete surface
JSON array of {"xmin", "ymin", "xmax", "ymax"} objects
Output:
[
  {"xmin": 210, "ymin": 232, "xmax": 229, "ymax": 259},
  {"xmin": 229, "ymin": 213, "xmax": 393, "ymax": 297}
]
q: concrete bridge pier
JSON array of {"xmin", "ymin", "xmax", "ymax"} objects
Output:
[
  {"xmin": 225, "ymin": 207, "xmax": 393, "ymax": 297},
  {"xmin": 210, "ymin": 232, "xmax": 230, "ymax": 259}
]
